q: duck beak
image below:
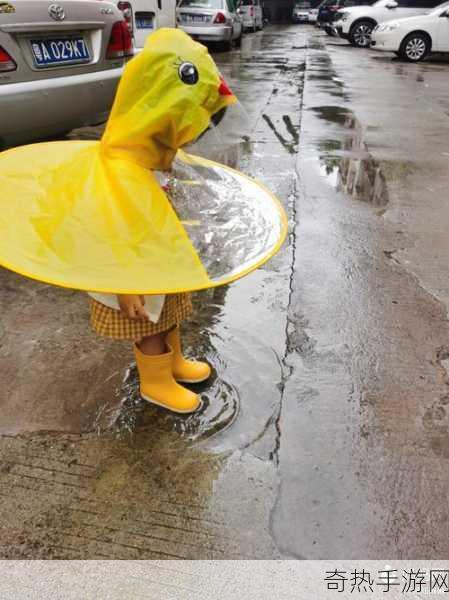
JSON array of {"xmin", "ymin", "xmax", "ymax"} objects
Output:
[{"xmin": 218, "ymin": 76, "xmax": 234, "ymax": 97}]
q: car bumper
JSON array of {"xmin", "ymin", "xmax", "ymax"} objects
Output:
[
  {"xmin": 335, "ymin": 23, "xmax": 349, "ymax": 39},
  {"xmin": 335, "ymin": 19, "xmax": 350, "ymax": 35},
  {"xmin": 292, "ymin": 14, "xmax": 309, "ymax": 22},
  {"xmin": 0, "ymin": 66, "xmax": 123, "ymax": 148},
  {"xmin": 179, "ymin": 24, "xmax": 233, "ymax": 41},
  {"xmin": 370, "ymin": 31, "xmax": 399, "ymax": 52}
]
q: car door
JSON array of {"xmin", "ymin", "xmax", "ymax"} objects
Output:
[
  {"xmin": 435, "ymin": 4, "xmax": 449, "ymax": 49},
  {"xmin": 227, "ymin": 0, "xmax": 242, "ymax": 35},
  {"xmin": 396, "ymin": 0, "xmax": 434, "ymax": 18}
]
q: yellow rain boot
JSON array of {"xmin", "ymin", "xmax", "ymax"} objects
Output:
[
  {"xmin": 166, "ymin": 326, "xmax": 211, "ymax": 384},
  {"xmin": 134, "ymin": 344, "xmax": 201, "ymax": 414}
]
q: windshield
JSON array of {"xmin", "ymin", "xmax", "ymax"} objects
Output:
[
  {"xmin": 295, "ymin": 1, "xmax": 312, "ymax": 8},
  {"xmin": 430, "ymin": 0, "xmax": 449, "ymax": 13},
  {"xmin": 179, "ymin": 0, "xmax": 223, "ymax": 7}
]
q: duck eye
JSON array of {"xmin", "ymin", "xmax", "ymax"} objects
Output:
[{"xmin": 178, "ymin": 62, "xmax": 199, "ymax": 85}]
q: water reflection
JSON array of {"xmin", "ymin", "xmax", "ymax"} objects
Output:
[{"xmin": 312, "ymin": 107, "xmax": 389, "ymax": 207}]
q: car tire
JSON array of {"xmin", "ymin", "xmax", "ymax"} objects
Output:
[
  {"xmin": 349, "ymin": 19, "xmax": 376, "ymax": 48},
  {"xmin": 399, "ymin": 32, "xmax": 431, "ymax": 62}
]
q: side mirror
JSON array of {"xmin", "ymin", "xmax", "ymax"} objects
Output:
[
  {"xmin": 386, "ymin": 1, "xmax": 398, "ymax": 8},
  {"xmin": 440, "ymin": 8, "xmax": 449, "ymax": 16}
]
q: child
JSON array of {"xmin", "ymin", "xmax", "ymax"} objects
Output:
[{"xmin": 0, "ymin": 29, "xmax": 286, "ymax": 422}]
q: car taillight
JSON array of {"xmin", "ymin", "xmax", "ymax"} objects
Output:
[
  {"xmin": 328, "ymin": 5, "xmax": 340, "ymax": 10},
  {"xmin": 106, "ymin": 21, "xmax": 134, "ymax": 59},
  {"xmin": 0, "ymin": 46, "xmax": 16, "ymax": 72},
  {"xmin": 250, "ymin": 5, "xmax": 254, "ymax": 15},
  {"xmin": 214, "ymin": 11, "xmax": 227, "ymax": 23},
  {"xmin": 117, "ymin": 1, "xmax": 134, "ymax": 35}
]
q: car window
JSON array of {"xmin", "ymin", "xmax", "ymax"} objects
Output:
[
  {"xmin": 430, "ymin": 0, "xmax": 449, "ymax": 12},
  {"xmin": 407, "ymin": 0, "xmax": 444, "ymax": 6},
  {"xmin": 239, "ymin": 0, "xmax": 254, "ymax": 4},
  {"xmin": 295, "ymin": 0, "xmax": 312, "ymax": 6},
  {"xmin": 179, "ymin": 0, "xmax": 223, "ymax": 7},
  {"xmin": 401, "ymin": 0, "xmax": 439, "ymax": 6}
]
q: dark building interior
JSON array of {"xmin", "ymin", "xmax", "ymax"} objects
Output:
[{"xmin": 262, "ymin": 0, "xmax": 296, "ymax": 22}]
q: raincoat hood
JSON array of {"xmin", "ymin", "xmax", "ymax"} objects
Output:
[{"xmin": 101, "ymin": 28, "xmax": 236, "ymax": 171}]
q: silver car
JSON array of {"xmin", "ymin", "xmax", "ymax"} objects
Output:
[
  {"xmin": 0, "ymin": 0, "xmax": 132, "ymax": 149},
  {"xmin": 177, "ymin": 0, "xmax": 243, "ymax": 50},
  {"xmin": 238, "ymin": 0, "xmax": 263, "ymax": 31}
]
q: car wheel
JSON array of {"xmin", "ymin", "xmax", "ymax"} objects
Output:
[
  {"xmin": 349, "ymin": 20, "xmax": 375, "ymax": 48},
  {"xmin": 399, "ymin": 32, "xmax": 431, "ymax": 62}
]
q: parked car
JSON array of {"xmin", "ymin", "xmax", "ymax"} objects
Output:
[
  {"xmin": 317, "ymin": 0, "xmax": 377, "ymax": 34},
  {"xmin": 114, "ymin": 0, "xmax": 176, "ymax": 50},
  {"xmin": 0, "ymin": 0, "xmax": 131, "ymax": 149},
  {"xmin": 177, "ymin": 0, "xmax": 243, "ymax": 49},
  {"xmin": 292, "ymin": 0, "xmax": 312, "ymax": 22},
  {"xmin": 238, "ymin": 0, "xmax": 264, "ymax": 30},
  {"xmin": 308, "ymin": 0, "xmax": 326, "ymax": 23},
  {"xmin": 335, "ymin": 0, "xmax": 443, "ymax": 46},
  {"xmin": 371, "ymin": 0, "xmax": 449, "ymax": 60}
]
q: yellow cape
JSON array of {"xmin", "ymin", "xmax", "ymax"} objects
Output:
[{"xmin": 0, "ymin": 29, "xmax": 287, "ymax": 294}]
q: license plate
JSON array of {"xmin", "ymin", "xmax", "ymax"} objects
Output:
[
  {"xmin": 184, "ymin": 14, "xmax": 206, "ymax": 22},
  {"xmin": 136, "ymin": 17, "xmax": 154, "ymax": 29},
  {"xmin": 30, "ymin": 38, "xmax": 90, "ymax": 67}
]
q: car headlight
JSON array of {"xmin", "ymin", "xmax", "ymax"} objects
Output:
[{"xmin": 377, "ymin": 21, "xmax": 399, "ymax": 31}]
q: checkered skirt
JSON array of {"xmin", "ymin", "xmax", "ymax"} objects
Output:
[{"xmin": 90, "ymin": 293, "xmax": 192, "ymax": 340}]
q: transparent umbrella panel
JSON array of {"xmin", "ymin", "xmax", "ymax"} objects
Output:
[{"xmin": 162, "ymin": 152, "xmax": 287, "ymax": 285}]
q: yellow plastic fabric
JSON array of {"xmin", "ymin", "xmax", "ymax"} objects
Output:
[{"xmin": 0, "ymin": 29, "xmax": 236, "ymax": 294}]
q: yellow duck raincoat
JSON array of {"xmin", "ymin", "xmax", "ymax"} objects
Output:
[{"xmin": 0, "ymin": 29, "xmax": 287, "ymax": 295}]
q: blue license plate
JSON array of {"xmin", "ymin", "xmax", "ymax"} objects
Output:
[
  {"xmin": 136, "ymin": 17, "xmax": 154, "ymax": 29},
  {"xmin": 30, "ymin": 38, "xmax": 90, "ymax": 67}
]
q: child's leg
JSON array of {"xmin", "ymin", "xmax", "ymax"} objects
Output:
[
  {"xmin": 138, "ymin": 332, "xmax": 168, "ymax": 355},
  {"xmin": 134, "ymin": 331, "xmax": 200, "ymax": 414}
]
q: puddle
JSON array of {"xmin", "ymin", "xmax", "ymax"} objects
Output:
[
  {"xmin": 96, "ymin": 294, "xmax": 241, "ymax": 444},
  {"xmin": 311, "ymin": 106, "xmax": 389, "ymax": 207},
  {"xmin": 262, "ymin": 114, "xmax": 299, "ymax": 154}
]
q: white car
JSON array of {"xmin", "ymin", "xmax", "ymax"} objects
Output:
[
  {"xmin": 177, "ymin": 0, "xmax": 243, "ymax": 49},
  {"xmin": 292, "ymin": 1, "xmax": 311, "ymax": 22},
  {"xmin": 335, "ymin": 0, "xmax": 443, "ymax": 47},
  {"xmin": 0, "ymin": 0, "xmax": 130, "ymax": 149},
  {"xmin": 114, "ymin": 0, "xmax": 176, "ymax": 51},
  {"xmin": 371, "ymin": 1, "xmax": 449, "ymax": 60},
  {"xmin": 238, "ymin": 0, "xmax": 263, "ymax": 31}
]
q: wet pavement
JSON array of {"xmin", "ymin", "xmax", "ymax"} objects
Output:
[{"xmin": 1, "ymin": 25, "xmax": 449, "ymax": 558}]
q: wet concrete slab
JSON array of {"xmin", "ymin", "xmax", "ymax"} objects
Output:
[
  {"xmin": 273, "ymin": 31, "xmax": 449, "ymax": 558},
  {"xmin": 2, "ymin": 25, "xmax": 449, "ymax": 559}
]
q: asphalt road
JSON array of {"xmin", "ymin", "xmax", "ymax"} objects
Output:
[{"xmin": 1, "ymin": 25, "xmax": 449, "ymax": 559}]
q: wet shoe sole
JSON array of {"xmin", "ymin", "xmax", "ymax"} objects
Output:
[{"xmin": 140, "ymin": 393, "xmax": 201, "ymax": 414}]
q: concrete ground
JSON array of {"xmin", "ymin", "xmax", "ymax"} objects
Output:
[{"xmin": 1, "ymin": 25, "xmax": 449, "ymax": 559}]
